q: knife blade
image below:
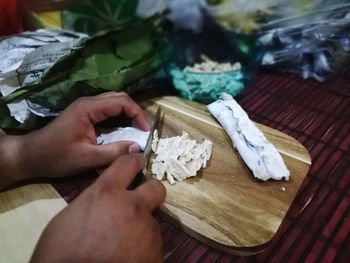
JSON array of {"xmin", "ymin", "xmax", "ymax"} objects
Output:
[
  {"xmin": 128, "ymin": 106, "xmax": 162, "ymax": 189},
  {"xmin": 143, "ymin": 106, "xmax": 162, "ymax": 166}
]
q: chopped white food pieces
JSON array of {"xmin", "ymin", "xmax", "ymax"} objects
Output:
[
  {"xmin": 97, "ymin": 127, "xmax": 149, "ymax": 150},
  {"xmin": 151, "ymin": 129, "xmax": 159, "ymax": 152},
  {"xmin": 151, "ymin": 131, "xmax": 212, "ymax": 184},
  {"xmin": 184, "ymin": 59, "xmax": 241, "ymax": 73},
  {"xmin": 207, "ymin": 93, "xmax": 290, "ymax": 181}
]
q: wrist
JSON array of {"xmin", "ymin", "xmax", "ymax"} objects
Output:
[
  {"xmin": 0, "ymin": 134, "xmax": 28, "ymax": 189},
  {"xmin": 18, "ymin": 130, "xmax": 50, "ymax": 180}
]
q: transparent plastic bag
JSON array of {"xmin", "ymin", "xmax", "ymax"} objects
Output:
[{"xmin": 259, "ymin": 1, "xmax": 350, "ymax": 81}]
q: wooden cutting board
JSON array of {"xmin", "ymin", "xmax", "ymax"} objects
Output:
[{"xmin": 141, "ymin": 96, "xmax": 311, "ymax": 255}]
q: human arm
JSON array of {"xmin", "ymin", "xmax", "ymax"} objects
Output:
[
  {"xmin": 0, "ymin": 133, "xmax": 28, "ymax": 189},
  {"xmin": 31, "ymin": 153, "xmax": 166, "ymax": 263},
  {"xmin": 0, "ymin": 92, "xmax": 149, "ymax": 190}
]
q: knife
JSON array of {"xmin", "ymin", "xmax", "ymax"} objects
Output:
[
  {"xmin": 143, "ymin": 106, "xmax": 162, "ymax": 166},
  {"xmin": 129, "ymin": 106, "xmax": 162, "ymax": 189}
]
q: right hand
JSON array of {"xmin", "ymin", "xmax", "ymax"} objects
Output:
[{"xmin": 31, "ymin": 154, "xmax": 166, "ymax": 263}]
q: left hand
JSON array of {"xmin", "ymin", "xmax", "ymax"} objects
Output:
[{"xmin": 18, "ymin": 92, "xmax": 149, "ymax": 179}]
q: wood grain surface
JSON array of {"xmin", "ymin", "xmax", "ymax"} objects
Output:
[
  {"xmin": 141, "ymin": 96, "xmax": 311, "ymax": 255},
  {"xmin": 0, "ymin": 184, "xmax": 67, "ymax": 263}
]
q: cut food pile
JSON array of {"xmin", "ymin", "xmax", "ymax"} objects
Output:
[
  {"xmin": 184, "ymin": 59, "xmax": 241, "ymax": 73},
  {"xmin": 151, "ymin": 130, "xmax": 213, "ymax": 184}
]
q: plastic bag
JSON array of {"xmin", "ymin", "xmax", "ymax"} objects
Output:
[{"xmin": 259, "ymin": 1, "xmax": 350, "ymax": 81}]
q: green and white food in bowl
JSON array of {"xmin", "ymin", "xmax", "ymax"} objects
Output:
[
  {"xmin": 163, "ymin": 26, "xmax": 263, "ymax": 104},
  {"xmin": 169, "ymin": 56, "xmax": 244, "ymax": 104}
]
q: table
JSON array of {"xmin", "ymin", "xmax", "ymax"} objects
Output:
[{"xmin": 53, "ymin": 67, "xmax": 350, "ymax": 263}]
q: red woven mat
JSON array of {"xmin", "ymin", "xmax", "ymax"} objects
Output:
[{"xmin": 54, "ymin": 67, "xmax": 350, "ymax": 263}]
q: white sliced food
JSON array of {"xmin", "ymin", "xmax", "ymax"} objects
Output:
[
  {"xmin": 97, "ymin": 127, "xmax": 149, "ymax": 150},
  {"xmin": 151, "ymin": 131, "xmax": 212, "ymax": 184},
  {"xmin": 207, "ymin": 93, "xmax": 290, "ymax": 181}
]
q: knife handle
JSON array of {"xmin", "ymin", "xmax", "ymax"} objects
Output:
[{"xmin": 127, "ymin": 172, "xmax": 145, "ymax": 190}]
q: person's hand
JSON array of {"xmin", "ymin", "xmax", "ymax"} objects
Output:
[
  {"xmin": 18, "ymin": 92, "xmax": 149, "ymax": 179},
  {"xmin": 31, "ymin": 154, "xmax": 166, "ymax": 263}
]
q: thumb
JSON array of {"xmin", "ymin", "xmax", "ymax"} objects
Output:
[{"xmin": 89, "ymin": 141, "xmax": 141, "ymax": 167}]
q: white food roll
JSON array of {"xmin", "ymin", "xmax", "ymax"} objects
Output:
[{"xmin": 207, "ymin": 93, "xmax": 290, "ymax": 181}]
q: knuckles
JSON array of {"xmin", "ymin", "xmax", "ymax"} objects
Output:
[
  {"xmin": 68, "ymin": 97, "xmax": 91, "ymax": 115},
  {"xmin": 124, "ymin": 198, "xmax": 144, "ymax": 219},
  {"xmin": 116, "ymin": 154, "xmax": 146, "ymax": 170},
  {"xmin": 147, "ymin": 179, "xmax": 166, "ymax": 200},
  {"xmin": 117, "ymin": 91, "xmax": 128, "ymax": 97}
]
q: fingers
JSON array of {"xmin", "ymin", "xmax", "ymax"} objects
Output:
[
  {"xmin": 100, "ymin": 154, "xmax": 146, "ymax": 189},
  {"xmin": 95, "ymin": 91, "xmax": 126, "ymax": 99},
  {"xmin": 98, "ymin": 153, "xmax": 165, "ymax": 213},
  {"xmin": 72, "ymin": 92, "xmax": 149, "ymax": 131},
  {"xmin": 88, "ymin": 141, "xmax": 140, "ymax": 167},
  {"xmin": 134, "ymin": 179, "xmax": 166, "ymax": 212}
]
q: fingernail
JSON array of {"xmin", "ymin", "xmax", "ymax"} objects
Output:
[{"xmin": 129, "ymin": 143, "xmax": 140, "ymax": 154}]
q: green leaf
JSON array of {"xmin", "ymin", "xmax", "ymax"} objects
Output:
[
  {"xmin": 90, "ymin": 0, "xmax": 138, "ymax": 22},
  {"xmin": 86, "ymin": 51, "xmax": 162, "ymax": 90},
  {"xmin": 113, "ymin": 23, "xmax": 154, "ymax": 62},
  {"xmin": 71, "ymin": 19, "xmax": 162, "ymax": 85},
  {"xmin": 62, "ymin": 6, "xmax": 109, "ymax": 35},
  {"xmin": 71, "ymin": 40, "xmax": 132, "ymax": 82},
  {"xmin": 28, "ymin": 80, "xmax": 102, "ymax": 111},
  {"xmin": 62, "ymin": 0, "xmax": 139, "ymax": 35}
]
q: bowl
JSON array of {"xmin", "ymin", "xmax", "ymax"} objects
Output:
[
  {"xmin": 169, "ymin": 66, "xmax": 244, "ymax": 105},
  {"xmin": 162, "ymin": 25, "xmax": 263, "ymax": 104}
]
